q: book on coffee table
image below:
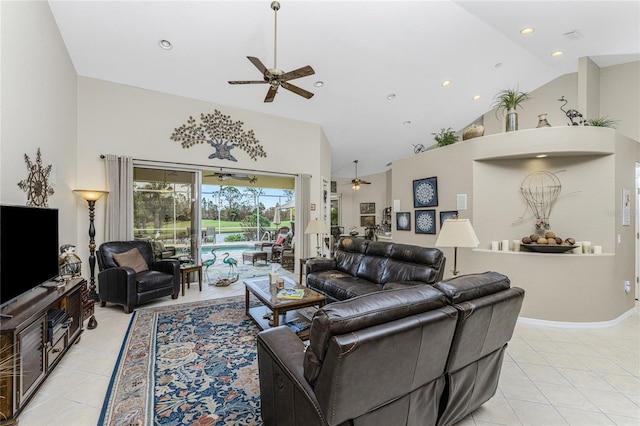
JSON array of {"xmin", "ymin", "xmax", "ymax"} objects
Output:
[
  {"xmin": 276, "ymin": 288, "xmax": 305, "ymax": 299},
  {"xmin": 284, "ymin": 316, "xmax": 311, "ymax": 333}
]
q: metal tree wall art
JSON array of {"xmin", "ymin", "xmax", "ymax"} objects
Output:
[
  {"xmin": 170, "ymin": 110, "xmax": 267, "ymax": 162},
  {"xmin": 17, "ymin": 148, "xmax": 55, "ymax": 207}
]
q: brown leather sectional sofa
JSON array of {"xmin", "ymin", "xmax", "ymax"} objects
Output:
[
  {"xmin": 306, "ymin": 237, "xmax": 446, "ymax": 303},
  {"xmin": 257, "ymin": 271, "xmax": 525, "ymax": 426}
]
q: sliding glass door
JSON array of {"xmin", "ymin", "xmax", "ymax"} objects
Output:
[{"xmin": 133, "ymin": 167, "xmax": 200, "ymax": 260}]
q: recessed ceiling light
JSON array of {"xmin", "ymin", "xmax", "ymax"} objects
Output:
[
  {"xmin": 386, "ymin": 93, "xmax": 396, "ymax": 100},
  {"xmin": 536, "ymin": 154, "xmax": 548, "ymax": 158},
  {"xmin": 441, "ymin": 80, "xmax": 451, "ymax": 87},
  {"xmin": 158, "ymin": 39, "xmax": 172, "ymax": 50},
  {"xmin": 473, "ymin": 94, "xmax": 481, "ymax": 101},
  {"xmin": 520, "ymin": 27, "xmax": 534, "ymax": 35},
  {"xmin": 551, "ymin": 51, "xmax": 564, "ymax": 57},
  {"xmin": 403, "ymin": 121, "xmax": 411, "ymax": 126},
  {"xmin": 313, "ymin": 81, "xmax": 324, "ymax": 88}
]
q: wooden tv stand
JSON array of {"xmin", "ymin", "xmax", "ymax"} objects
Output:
[{"xmin": 0, "ymin": 278, "xmax": 88, "ymax": 424}]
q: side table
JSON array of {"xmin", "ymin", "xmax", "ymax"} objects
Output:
[
  {"xmin": 180, "ymin": 264, "xmax": 203, "ymax": 296},
  {"xmin": 299, "ymin": 257, "xmax": 313, "ymax": 285}
]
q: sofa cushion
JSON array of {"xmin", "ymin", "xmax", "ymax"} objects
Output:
[
  {"xmin": 308, "ymin": 271, "xmax": 383, "ymax": 300},
  {"xmin": 433, "ymin": 271, "xmax": 510, "ymax": 304},
  {"xmin": 304, "ymin": 285, "xmax": 449, "ymax": 384},
  {"xmin": 113, "ymin": 248, "xmax": 149, "ymax": 273}
]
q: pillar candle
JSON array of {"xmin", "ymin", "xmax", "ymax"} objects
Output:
[
  {"xmin": 593, "ymin": 245, "xmax": 603, "ymax": 254},
  {"xmin": 582, "ymin": 241, "xmax": 592, "ymax": 254},
  {"xmin": 512, "ymin": 240, "xmax": 521, "ymax": 252},
  {"xmin": 572, "ymin": 242, "xmax": 583, "ymax": 254},
  {"xmin": 501, "ymin": 239, "xmax": 510, "ymax": 252},
  {"xmin": 491, "ymin": 241, "xmax": 499, "ymax": 251}
]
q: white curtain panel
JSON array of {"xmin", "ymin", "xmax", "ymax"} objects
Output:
[{"xmin": 104, "ymin": 154, "xmax": 134, "ymax": 241}]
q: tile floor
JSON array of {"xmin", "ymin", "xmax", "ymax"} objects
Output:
[{"xmin": 16, "ymin": 277, "xmax": 640, "ymax": 426}]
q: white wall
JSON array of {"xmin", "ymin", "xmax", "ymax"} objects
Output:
[{"xmin": 0, "ymin": 0, "xmax": 79, "ymax": 246}]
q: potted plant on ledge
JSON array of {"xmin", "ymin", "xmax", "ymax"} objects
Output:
[
  {"xmin": 433, "ymin": 127, "xmax": 459, "ymax": 147},
  {"xmin": 490, "ymin": 87, "xmax": 530, "ymax": 132}
]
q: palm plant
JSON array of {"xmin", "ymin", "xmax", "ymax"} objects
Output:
[
  {"xmin": 490, "ymin": 87, "xmax": 531, "ymax": 116},
  {"xmin": 588, "ymin": 116, "xmax": 618, "ymax": 128}
]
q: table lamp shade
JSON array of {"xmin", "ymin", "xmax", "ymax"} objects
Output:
[
  {"xmin": 304, "ymin": 219, "xmax": 330, "ymax": 235},
  {"xmin": 435, "ymin": 218, "xmax": 480, "ymax": 248}
]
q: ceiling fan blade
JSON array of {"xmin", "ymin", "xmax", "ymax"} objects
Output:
[
  {"xmin": 247, "ymin": 56, "xmax": 272, "ymax": 78},
  {"xmin": 280, "ymin": 65, "xmax": 315, "ymax": 81},
  {"xmin": 264, "ymin": 85, "xmax": 278, "ymax": 103},
  {"xmin": 281, "ymin": 81, "xmax": 314, "ymax": 99},
  {"xmin": 228, "ymin": 80, "xmax": 268, "ymax": 84}
]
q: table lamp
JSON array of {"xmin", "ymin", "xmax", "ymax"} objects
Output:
[
  {"xmin": 435, "ymin": 217, "xmax": 479, "ymax": 276},
  {"xmin": 304, "ymin": 219, "xmax": 329, "ymax": 257}
]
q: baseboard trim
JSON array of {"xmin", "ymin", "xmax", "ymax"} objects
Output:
[{"xmin": 518, "ymin": 307, "xmax": 638, "ymax": 329}]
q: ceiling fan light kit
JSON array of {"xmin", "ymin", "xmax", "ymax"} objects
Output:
[
  {"xmin": 228, "ymin": 1, "xmax": 315, "ymax": 102},
  {"xmin": 350, "ymin": 160, "xmax": 371, "ymax": 190}
]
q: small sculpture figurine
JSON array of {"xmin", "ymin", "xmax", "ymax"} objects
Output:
[
  {"xmin": 558, "ymin": 96, "xmax": 588, "ymax": 126},
  {"xmin": 58, "ymin": 244, "xmax": 82, "ymax": 279}
]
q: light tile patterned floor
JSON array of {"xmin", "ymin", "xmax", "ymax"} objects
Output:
[{"xmin": 17, "ymin": 279, "xmax": 639, "ymax": 426}]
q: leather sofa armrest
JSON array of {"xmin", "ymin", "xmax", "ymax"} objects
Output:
[
  {"xmin": 98, "ymin": 267, "xmax": 137, "ymax": 305},
  {"xmin": 306, "ymin": 258, "xmax": 336, "ymax": 274},
  {"xmin": 257, "ymin": 327, "xmax": 327, "ymax": 426},
  {"xmin": 382, "ymin": 281, "xmax": 427, "ymax": 291}
]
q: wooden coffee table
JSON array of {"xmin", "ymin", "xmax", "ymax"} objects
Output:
[{"xmin": 244, "ymin": 276, "xmax": 325, "ymax": 337}]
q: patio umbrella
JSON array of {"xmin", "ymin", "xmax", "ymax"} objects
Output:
[
  {"xmin": 281, "ymin": 200, "xmax": 295, "ymax": 209},
  {"xmin": 273, "ymin": 203, "xmax": 281, "ymax": 225}
]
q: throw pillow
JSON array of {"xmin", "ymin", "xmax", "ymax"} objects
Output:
[
  {"xmin": 275, "ymin": 235, "xmax": 286, "ymax": 245},
  {"xmin": 113, "ymin": 248, "xmax": 149, "ymax": 273}
]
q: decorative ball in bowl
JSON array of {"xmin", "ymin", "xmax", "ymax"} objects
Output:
[{"xmin": 521, "ymin": 232, "xmax": 576, "ymax": 253}]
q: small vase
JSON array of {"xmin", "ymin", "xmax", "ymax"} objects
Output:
[
  {"xmin": 536, "ymin": 113, "xmax": 551, "ymax": 128},
  {"xmin": 462, "ymin": 124, "xmax": 485, "ymax": 141},
  {"xmin": 505, "ymin": 109, "xmax": 518, "ymax": 132}
]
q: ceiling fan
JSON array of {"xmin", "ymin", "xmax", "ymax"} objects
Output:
[
  {"xmin": 350, "ymin": 160, "xmax": 371, "ymax": 190},
  {"xmin": 228, "ymin": 1, "xmax": 315, "ymax": 102},
  {"xmin": 205, "ymin": 170, "xmax": 258, "ymax": 183}
]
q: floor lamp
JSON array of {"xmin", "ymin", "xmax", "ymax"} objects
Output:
[
  {"xmin": 435, "ymin": 217, "xmax": 480, "ymax": 276},
  {"xmin": 304, "ymin": 219, "xmax": 329, "ymax": 257},
  {"xmin": 73, "ymin": 190, "xmax": 108, "ymax": 307}
]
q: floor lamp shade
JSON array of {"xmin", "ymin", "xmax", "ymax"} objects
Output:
[
  {"xmin": 435, "ymin": 218, "xmax": 479, "ymax": 275},
  {"xmin": 304, "ymin": 219, "xmax": 329, "ymax": 257}
]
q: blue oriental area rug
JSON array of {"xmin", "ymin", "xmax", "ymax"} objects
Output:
[{"xmin": 99, "ymin": 297, "xmax": 263, "ymax": 425}]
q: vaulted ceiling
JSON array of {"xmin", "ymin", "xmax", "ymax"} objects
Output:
[{"xmin": 48, "ymin": 1, "xmax": 640, "ymax": 177}]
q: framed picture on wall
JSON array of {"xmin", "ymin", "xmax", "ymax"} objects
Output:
[
  {"xmin": 360, "ymin": 202, "xmax": 376, "ymax": 214},
  {"xmin": 415, "ymin": 210, "xmax": 436, "ymax": 234},
  {"xmin": 360, "ymin": 215, "xmax": 376, "ymax": 227},
  {"xmin": 439, "ymin": 210, "xmax": 458, "ymax": 228},
  {"xmin": 413, "ymin": 177, "xmax": 438, "ymax": 208},
  {"xmin": 396, "ymin": 212, "xmax": 411, "ymax": 231}
]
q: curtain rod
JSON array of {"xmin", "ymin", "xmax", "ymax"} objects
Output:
[{"xmin": 99, "ymin": 154, "xmax": 300, "ymax": 178}]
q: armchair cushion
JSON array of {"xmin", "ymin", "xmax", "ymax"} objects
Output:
[{"xmin": 112, "ymin": 248, "xmax": 149, "ymax": 273}]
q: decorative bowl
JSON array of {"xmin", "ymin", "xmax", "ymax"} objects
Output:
[{"xmin": 521, "ymin": 244, "xmax": 578, "ymax": 253}]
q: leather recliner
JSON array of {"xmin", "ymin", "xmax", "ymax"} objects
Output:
[
  {"xmin": 257, "ymin": 285, "xmax": 459, "ymax": 426},
  {"xmin": 257, "ymin": 271, "xmax": 524, "ymax": 426},
  {"xmin": 96, "ymin": 240, "xmax": 180, "ymax": 313}
]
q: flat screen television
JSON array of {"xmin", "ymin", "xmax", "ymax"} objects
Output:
[{"xmin": 0, "ymin": 204, "xmax": 59, "ymax": 307}]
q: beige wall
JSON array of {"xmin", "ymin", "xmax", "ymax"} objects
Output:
[
  {"xmin": 0, "ymin": 0, "xmax": 79, "ymax": 246},
  {"xmin": 331, "ymin": 170, "xmax": 390, "ymax": 235},
  {"xmin": 484, "ymin": 60, "xmax": 639, "ymax": 143},
  {"xmin": 391, "ymin": 126, "xmax": 638, "ymax": 322}
]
